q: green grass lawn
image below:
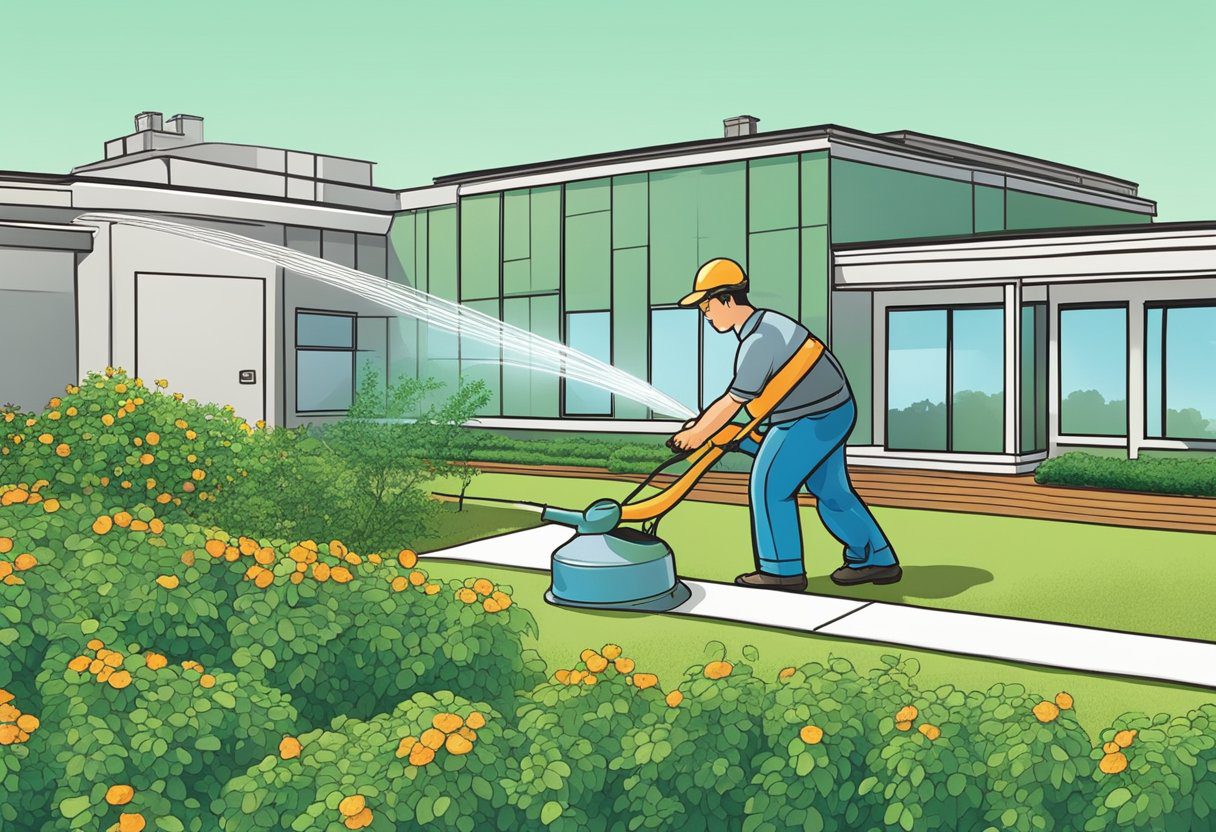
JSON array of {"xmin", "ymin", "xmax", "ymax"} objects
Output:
[
  {"xmin": 415, "ymin": 500, "xmax": 542, "ymax": 551},
  {"xmin": 420, "ymin": 559, "xmax": 1216, "ymax": 738},
  {"xmin": 426, "ymin": 472, "xmax": 1216, "ymax": 642}
]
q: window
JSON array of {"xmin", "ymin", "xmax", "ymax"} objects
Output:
[
  {"xmin": 951, "ymin": 307, "xmax": 1004, "ymax": 452},
  {"xmin": 1020, "ymin": 303, "xmax": 1048, "ymax": 452},
  {"xmin": 564, "ymin": 311, "xmax": 611, "ymax": 415},
  {"xmin": 459, "ymin": 299, "xmax": 503, "ymax": 417},
  {"xmin": 701, "ymin": 318, "xmax": 736, "ymax": 409},
  {"xmin": 650, "ymin": 308, "xmax": 699, "ymax": 415},
  {"xmin": 886, "ymin": 306, "xmax": 1004, "ymax": 453},
  {"xmin": 296, "ymin": 311, "xmax": 355, "ymax": 412},
  {"xmin": 887, "ymin": 309, "xmax": 947, "ymax": 451},
  {"xmin": 1059, "ymin": 305, "xmax": 1127, "ymax": 437},
  {"xmin": 1146, "ymin": 303, "xmax": 1216, "ymax": 440}
]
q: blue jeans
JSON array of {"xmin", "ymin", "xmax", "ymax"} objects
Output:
[{"xmin": 737, "ymin": 399, "xmax": 896, "ymax": 577}]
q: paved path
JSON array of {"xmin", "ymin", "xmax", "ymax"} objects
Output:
[{"xmin": 426, "ymin": 525, "xmax": 1216, "ymax": 690}]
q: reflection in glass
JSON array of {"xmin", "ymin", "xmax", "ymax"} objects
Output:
[
  {"xmin": 651, "ymin": 308, "xmax": 699, "ymax": 415},
  {"xmin": 701, "ymin": 318, "xmax": 737, "ymax": 409},
  {"xmin": 951, "ymin": 307, "xmax": 1004, "ymax": 452},
  {"xmin": 1060, "ymin": 307, "xmax": 1126, "ymax": 436},
  {"xmin": 887, "ymin": 309, "xmax": 948, "ymax": 451},
  {"xmin": 1148, "ymin": 305, "xmax": 1216, "ymax": 439},
  {"xmin": 297, "ymin": 351, "xmax": 353, "ymax": 411},
  {"xmin": 565, "ymin": 311, "xmax": 612, "ymax": 415}
]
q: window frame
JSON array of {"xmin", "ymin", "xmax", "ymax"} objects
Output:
[
  {"xmin": 295, "ymin": 308, "xmax": 357, "ymax": 415},
  {"xmin": 1056, "ymin": 301, "xmax": 1129, "ymax": 440},
  {"xmin": 883, "ymin": 302, "xmax": 1006, "ymax": 454},
  {"xmin": 1143, "ymin": 298, "xmax": 1216, "ymax": 442},
  {"xmin": 1020, "ymin": 301, "xmax": 1048, "ymax": 454}
]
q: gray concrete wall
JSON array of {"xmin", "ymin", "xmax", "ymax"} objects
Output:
[{"xmin": 0, "ymin": 248, "xmax": 78, "ymax": 411}]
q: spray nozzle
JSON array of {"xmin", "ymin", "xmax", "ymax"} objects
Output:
[{"xmin": 541, "ymin": 498, "xmax": 622, "ymax": 535}]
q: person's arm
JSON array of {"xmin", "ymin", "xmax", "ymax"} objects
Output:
[{"xmin": 670, "ymin": 392, "xmax": 746, "ymax": 451}]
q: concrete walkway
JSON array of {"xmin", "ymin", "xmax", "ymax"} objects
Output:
[{"xmin": 425, "ymin": 525, "xmax": 1216, "ymax": 690}]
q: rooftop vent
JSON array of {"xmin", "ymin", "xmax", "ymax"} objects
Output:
[
  {"xmin": 723, "ymin": 115, "xmax": 760, "ymax": 138},
  {"xmin": 102, "ymin": 112, "xmax": 206, "ymax": 160}
]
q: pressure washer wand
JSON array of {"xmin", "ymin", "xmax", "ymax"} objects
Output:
[
  {"xmin": 431, "ymin": 491, "xmax": 622, "ymax": 534},
  {"xmin": 431, "ymin": 492, "xmax": 546, "ymax": 514}
]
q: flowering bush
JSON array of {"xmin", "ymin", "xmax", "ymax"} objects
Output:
[
  {"xmin": 219, "ymin": 690, "xmax": 507, "ymax": 830},
  {"xmin": 4, "ymin": 370, "xmax": 1216, "ymax": 830}
]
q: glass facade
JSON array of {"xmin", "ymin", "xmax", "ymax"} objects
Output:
[
  {"xmin": 377, "ymin": 153, "xmax": 1149, "ymax": 442},
  {"xmin": 1146, "ymin": 304, "xmax": 1216, "ymax": 440},
  {"xmin": 1059, "ymin": 306, "xmax": 1127, "ymax": 437},
  {"xmin": 886, "ymin": 306, "xmax": 1004, "ymax": 453}
]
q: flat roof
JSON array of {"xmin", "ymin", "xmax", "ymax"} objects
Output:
[
  {"xmin": 0, "ymin": 169, "xmax": 398, "ymax": 216},
  {"xmin": 833, "ymin": 220, "xmax": 1216, "ymax": 252},
  {"xmin": 432, "ymin": 123, "xmax": 1140, "ymax": 197}
]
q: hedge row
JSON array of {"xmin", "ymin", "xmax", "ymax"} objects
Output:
[
  {"xmin": 438, "ymin": 432, "xmax": 676, "ymax": 474},
  {"xmin": 1035, "ymin": 452, "xmax": 1216, "ymax": 498}
]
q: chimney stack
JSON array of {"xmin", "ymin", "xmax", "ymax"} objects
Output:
[
  {"xmin": 165, "ymin": 114, "xmax": 205, "ymax": 143},
  {"xmin": 134, "ymin": 111, "xmax": 164, "ymax": 132},
  {"xmin": 723, "ymin": 115, "xmax": 760, "ymax": 138}
]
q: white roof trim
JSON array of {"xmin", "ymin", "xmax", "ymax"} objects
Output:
[
  {"xmin": 70, "ymin": 181, "xmax": 391, "ymax": 234},
  {"xmin": 835, "ymin": 228, "xmax": 1216, "ymax": 288}
]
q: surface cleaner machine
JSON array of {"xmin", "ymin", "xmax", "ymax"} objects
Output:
[{"xmin": 453, "ymin": 337, "xmax": 825, "ymax": 612}]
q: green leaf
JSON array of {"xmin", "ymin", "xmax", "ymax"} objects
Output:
[
  {"xmin": 946, "ymin": 773, "xmax": 966, "ymax": 797},
  {"xmin": 1105, "ymin": 787, "xmax": 1132, "ymax": 809},
  {"xmin": 541, "ymin": 801, "xmax": 563, "ymax": 825},
  {"xmin": 59, "ymin": 795, "xmax": 91, "ymax": 819},
  {"xmin": 1001, "ymin": 808, "xmax": 1017, "ymax": 826}
]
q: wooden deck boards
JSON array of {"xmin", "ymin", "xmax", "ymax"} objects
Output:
[{"xmin": 465, "ymin": 461, "xmax": 1216, "ymax": 534}]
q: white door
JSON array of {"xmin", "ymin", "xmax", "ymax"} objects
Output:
[{"xmin": 136, "ymin": 273, "xmax": 265, "ymax": 423}]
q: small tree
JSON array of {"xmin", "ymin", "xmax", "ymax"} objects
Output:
[{"xmin": 431, "ymin": 381, "xmax": 492, "ymax": 510}]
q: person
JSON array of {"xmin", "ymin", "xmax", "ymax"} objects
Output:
[{"xmin": 669, "ymin": 258, "xmax": 900, "ymax": 591}]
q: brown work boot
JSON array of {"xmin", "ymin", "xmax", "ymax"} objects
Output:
[
  {"xmin": 829, "ymin": 563, "xmax": 902, "ymax": 586},
  {"xmin": 734, "ymin": 571, "xmax": 808, "ymax": 593}
]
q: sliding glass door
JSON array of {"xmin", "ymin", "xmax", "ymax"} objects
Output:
[{"xmin": 886, "ymin": 305, "xmax": 1004, "ymax": 453}]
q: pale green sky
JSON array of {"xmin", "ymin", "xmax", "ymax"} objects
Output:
[{"xmin": 1, "ymin": 1, "xmax": 1211, "ymax": 221}]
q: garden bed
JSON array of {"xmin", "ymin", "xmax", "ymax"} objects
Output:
[{"xmin": 3, "ymin": 370, "xmax": 1215, "ymax": 831}]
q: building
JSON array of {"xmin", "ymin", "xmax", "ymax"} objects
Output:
[{"xmin": 3, "ymin": 111, "xmax": 1214, "ymax": 473}]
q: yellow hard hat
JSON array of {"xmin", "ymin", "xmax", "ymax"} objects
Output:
[{"xmin": 678, "ymin": 258, "xmax": 748, "ymax": 307}]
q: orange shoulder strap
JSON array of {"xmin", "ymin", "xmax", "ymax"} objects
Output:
[{"xmin": 620, "ymin": 337, "xmax": 825, "ymax": 522}]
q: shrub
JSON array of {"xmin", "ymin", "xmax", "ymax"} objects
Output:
[
  {"xmin": 969, "ymin": 683, "xmax": 1095, "ymax": 831},
  {"xmin": 431, "ymin": 431, "xmax": 674, "ymax": 474},
  {"xmin": 1080, "ymin": 706, "xmax": 1216, "ymax": 830},
  {"xmin": 507, "ymin": 644, "xmax": 668, "ymax": 831},
  {"xmin": 202, "ymin": 367, "xmax": 493, "ymax": 553},
  {"xmin": 1, "ymin": 370, "xmax": 259, "ymax": 520},
  {"xmin": 0, "ymin": 685, "xmax": 43, "ymax": 829},
  {"xmin": 1035, "ymin": 451, "xmax": 1216, "ymax": 498},
  {"xmin": 747, "ymin": 657, "xmax": 906, "ymax": 831},
  {"xmin": 225, "ymin": 538, "xmax": 544, "ymax": 727},
  {"xmin": 24, "ymin": 636, "xmax": 298, "ymax": 831},
  {"xmin": 611, "ymin": 645, "xmax": 768, "ymax": 831},
  {"xmin": 218, "ymin": 690, "xmax": 509, "ymax": 830},
  {"xmin": 858, "ymin": 682, "xmax": 989, "ymax": 832}
]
